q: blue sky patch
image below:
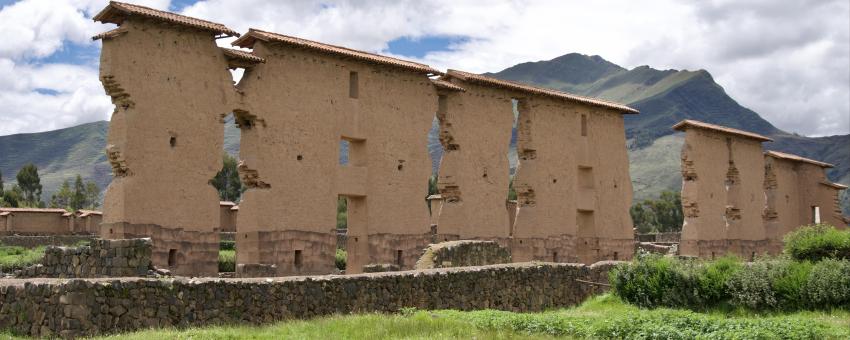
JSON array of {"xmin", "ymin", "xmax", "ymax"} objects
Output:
[
  {"xmin": 34, "ymin": 88, "xmax": 59, "ymax": 95},
  {"xmin": 39, "ymin": 42, "xmax": 100, "ymax": 66},
  {"xmin": 387, "ymin": 35, "xmax": 470, "ymax": 58}
]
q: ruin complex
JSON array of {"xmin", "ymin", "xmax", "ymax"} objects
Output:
[
  {"xmin": 676, "ymin": 120, "xmax": 847, "ymax": 259},
  {"xmin": 88, "ymin": 2, "xmax": 641, "ymax": 276}
]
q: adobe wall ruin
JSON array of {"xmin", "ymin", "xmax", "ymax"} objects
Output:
[
  {"xmin": 677, "ymin": 120, "xmax": 847, "ymax": 259},
  {"xmin": 764, "ymin": 151, "xmax": 847, "ymax": 252},
  {"xmin": 92, "ymin": 2, "xmax": 639, "ymax": 276},
  {"xmin": 95, "ymin": 5, "xmax": 237, "ymax": 276}
]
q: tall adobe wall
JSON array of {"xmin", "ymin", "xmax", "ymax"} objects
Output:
[
  {"xmin": 98, "ymin": 18, "xmax": 235, "ymax": 276},
  {"xmin": 510, "ymin": 98, "xmax": 633, "ymax": 264},
  {"xmin": 764, "ymin": 153, "xmax": 847, "ymax": 253},
  {"xmin": 678, "ymin": 122, "xmax": 769, "ymax": 259},
  {"xmin": 434, "ymin": 82, "xmax": 515, "ymax": 243},
  {"xmin": 233, "ymin": 36, "xmax": 437, "ymax": 275}
]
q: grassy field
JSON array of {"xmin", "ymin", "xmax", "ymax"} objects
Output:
[
  {"xmin": 0, "ymin": 294, "xmax": 832, "ymax": 339},
  {"xmin": 0, "ymin": 245, "xmax": 45, "ymax": 273}
]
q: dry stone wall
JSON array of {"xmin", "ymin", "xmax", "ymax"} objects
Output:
[
  {"xmin": 0, "ymin": 261, "xmax": 619, "ymax": 338},
  {"xmin": 415, "ymin": 240, "xmax": 511, "ymax": 269},
  {"xmin": 13, "ymin": 239, "xmax": 152, "ymax": 278}
]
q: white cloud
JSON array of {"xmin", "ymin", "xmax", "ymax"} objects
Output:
[
  {"xmin": 180, "ymin": 0, "xmax": 850, "ymax": 136},
  {"xmin": 0, "ymin": 0, "xmax": 847, "ymax": 136},
  {"xmin": 0, "ymin": 0, "xmax": 170, "ymax": 136}
]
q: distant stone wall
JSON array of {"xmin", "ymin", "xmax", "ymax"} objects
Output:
[
  {"xmin": 0, "ymin": 235, "xmax": 98, "ymax": 249},
  {"xmin": 0, "ymin": 261, "xmax": 620, "ymax": 338},
  {"xmin": 415, "ymin": 240, "xmax": 511, "ymax": 269},
  {"xmin": 635, "ymin": 232, "xmax": 680, "ymax": 244},
  {"xmin": 14, "ymin": 238, "xmax": 153, "ymax": 278}
]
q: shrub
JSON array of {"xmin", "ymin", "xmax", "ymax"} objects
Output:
[
  {"xmin": 0, "ymin": 245, "xmax": 45, "ymax": 273},
  {"xmin": 801, "ymin": 259, "xmax": 850, "ymax": 309},
  {"xmin": 726, "ymin": 260, "xmax": 781, "ymax": 310},
  {"xmin": 219, "ymin": 249, "xmax": 235, "ymax": 272},
  {"xmin": 220, "ymin": 240, "xmax": 236, "ymax": 251},
  {"xmin": 335, "ymin": 249, "xmax": 346, "ymax": 271},
  {"xmin": 695, "ymin": 255, "xmax": 743, "ymax": 305},
  {"xmin": 784, "ymin": 224, "xmax": 850, "ymax": 261},
  {"xmin": 609, "ymin": 253, "xmax": 697, "ymax": 308}
]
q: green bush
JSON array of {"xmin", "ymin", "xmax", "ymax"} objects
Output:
[
  {"xmin": 614, "ymin": 253, "xmax": 850, "ymax": 312},
  {"xmin": 219, "ymin": 249, "xmax": 235, "ymax": 272},
  {"xmin": 335, "ymin": 249, "xmax": 346, "ymax": 271},
  {"xmin": 801, "ymin": 259, "xmax": 850, "ymax": 309},
  {"xmin": 784, "ymin": 224, "xmax": 850, "ymax": 261},
  {"xmin": 220, "ymin": 240, "xmax": 236, "ymax": 251}
]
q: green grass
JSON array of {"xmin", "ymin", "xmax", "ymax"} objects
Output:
[
  {"xmin": 219, "ymin": 249, "xmax": 235, "ymax": 273},
  {"xmin": 0, "ymin": 245, "xmax": 44, "ymax": 273},
  {"xmin": 2, "ymin": 294, "xmax": 832, "ymax": 339}
]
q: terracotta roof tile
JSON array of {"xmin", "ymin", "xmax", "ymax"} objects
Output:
[
  {"xmin": 820, "ymin": 181, "xmax": 848, "ymax": 190},
  {"xmin": 765, "ymin": 150, "xmax": 833, "ymax": 168},
  {"xmin": 220, "ymin": 48, "xmax": 265, "ymax": 68},
  {"xmin": 443, "ymin": 70, "xmax": 639, "ymax": 114},
  {"xmin": 93, "ymin": 1, "xmax": 238, "ymax": 37},
  {"xmin": 672, "ymin": 119, "xmax": 773, "ymax": 142},
  {"xmin": 431, "ymin": 79, "xmax": 465, "ymax": 92},
  {"xmin": 76, "ymin": 210, "xmax": 103, "ymax": 217},
  {"xmin": 232, "ymin": 29, "xmax": 442, "ymax": 75},
  {"xmin": 0, "ymin": 208, "xmax": 70, "ymax": 214},
  {"xmin": 92, "ymin": 27, "xmax": 127, "ymax": 41}
]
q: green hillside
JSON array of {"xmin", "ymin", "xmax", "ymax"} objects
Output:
[{"xmin": 1, "ymin": 53, "xmax": 847, "ymax": 216}]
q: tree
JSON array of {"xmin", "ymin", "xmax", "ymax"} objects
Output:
[
  {"xmin": 16, "ymin": 163, "xmax": 42, "ymax": 207},
  {"xmin": 70, "ymin": 175, "xmax": 86, "ymax": 210},
  {"xmin": 630, "ymin": 190, "xmax": 684, "ymax": 233},
  {"xmin": 49, "ymin": 180, "xmax": 74, "ymax": 210},
  {"xmin": 210, "ymin": 153, "xmax": 243, "ymax": 202},
  {"xmin": 2, "ymin": 185, "xmax": 22, "ymax": 208},
  {"xmin": 84, "ymin": 181, "xmax": 101, "ymax": 209},
  {"xmin": 0, "ymin": 169, "xmax": 4, "ymax": 192}
]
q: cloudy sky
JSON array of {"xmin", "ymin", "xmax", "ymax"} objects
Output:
[{"xmin": 0, "ymin": 0, "xmax": 847, "ymax": 137}]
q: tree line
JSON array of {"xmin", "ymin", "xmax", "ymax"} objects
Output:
[
  {"xmin": 630, "ymin": 190, "xmax": 684, "ymax": 233},
  {"xmin": 0, "ymin": 163, "xmax": 101, "ymax": 211}
]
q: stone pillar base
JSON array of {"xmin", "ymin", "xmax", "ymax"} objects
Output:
[
  {"xmin": 679, "ymin": 239, "xmax": 773, "ymax": 260},
  {"xmin": 101, "ymin": 222, "xmax": 218, "ymax": 276},
  {"xmin": 236, "ymin": 229, "xmax": 336, "ymax": 276},
  {"xmin": 347, "ymin": 232, "xmax": 431, "ymax": 274}
]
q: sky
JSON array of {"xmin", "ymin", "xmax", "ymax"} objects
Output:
[{"xmin": 0, "ymin": 0, "xmax": 848, "ymax": 137}]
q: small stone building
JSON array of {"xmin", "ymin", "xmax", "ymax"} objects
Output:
[
  {"xmin": 764, "ymin": 150, "xmax": 847, "ymax": 252},
  {"xmin": 73, "ymin": 210, "xmax": 103, "ymax": 234},
  {"xmin": 676, "ymin": 120, "xmax": 773, "ymax": 259},
  {"xmin": 435, "ymin": 70, "xmax": 638, "ymax": 264},
  {"xmin": 0, "ymin": 208, "xmax": 74, "ymax": 235}
]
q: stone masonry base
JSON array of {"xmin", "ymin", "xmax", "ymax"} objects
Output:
[{"xmin": 100, "ymin": 222, "xmax": 217, "ymax": 277}]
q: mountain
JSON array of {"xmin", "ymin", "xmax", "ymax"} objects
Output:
[{"xmin": 1, "ymin": 53, "xmax": 847, "ymax": 215}]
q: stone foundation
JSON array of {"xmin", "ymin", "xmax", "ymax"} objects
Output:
[
  {"xmin": 511, "ymin": 236, "xmax": 633, "ymax": 264},
  {"xmin": 101, "ymin": 223, "xmax": 217, "ymax": 277},
  {"xmin": 347, "ymin": 233, "xmax": 431, "ymax": 274},
  {"xmin": 679, "ymin": 239, "xmax": 770, "ymax": 260},
  {"xmin": 236, "ymin": 230, "xmax": 336, "ymax": 276},
  {"xmin": 0, "ymin": 261, "xmax": 621, "ymax": 338}
]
